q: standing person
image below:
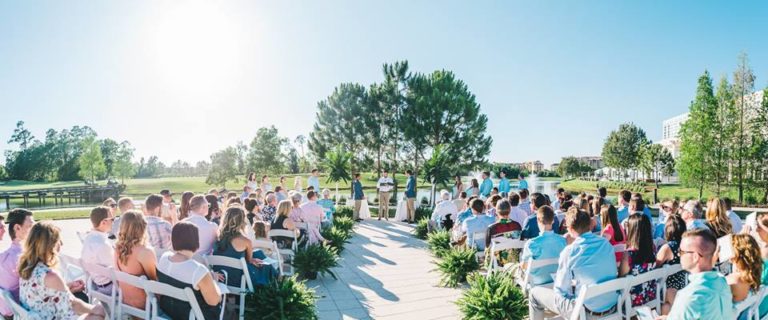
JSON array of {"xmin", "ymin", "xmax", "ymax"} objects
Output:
[
  {"xmin": 498, "ymin": 171, "xmax": 511, "ymax": 197},
  {"xmin": 307, "ymin": 169, "xmax": 321, "ymax": 192},
  {"xmin": 183, "ymin": 195, "xmax": 219, "ymax": 255},
  {"xmin": 261, "ymin": 175, "xmax": 272, "ymax": 192},
  {"xmin": 465, "ymin": 178, "xmax": 480, "ymax": 197},
  {"xmin": 81, "ymin": 206, "xmax": 116, "ymax": 295},
  {"xmin": 278, "ymin": 176, "xmax": 287, "ymax": 190},
  {"xmin": 518, "ymin": 173, "xmax": 529, "ymax": 190},
  {"xmin": 0, "ymin": 209, "xmax": 35, "ymax": 318},
  {"xmin": 479, "ymin": 171, "xmax": 493, "ymax": 198},
  {"xmin": 656, "ymin": 214, "xmax": 687, "ymax": 315},
  {"xmin": 144, "ymin": 194, "xmax": 173, "ymax": 250},
  {"xmin": 452, "ymin": 175, "xmax": 465, "ymax": 200},
  {"xmin": 293, "ymin": 176, "xmax": 303, "ymax": 192},
  {"xmin": 240, "ymin": 185, "xmax": 252, "ymax": 202},
  {"xmin": 661, "ymin": 229, "xmax": 733, "ymax": 320},
  {"xmin": 405, "ymin": 170, "xmax": 417, "ymax": 223},
  {"xmin": 247, "ymin": 172, "xmax": 259, "ymax": 190},
  {"xmin": 377, "ymin": 170, "xmax": 394, "ymax": 221},
  {"xmin": 114, "ymin": 211, "xmax": 157, "ymax": 311},
  {"xmin": 351, "ymin": 173, "xmax": 365, "ymax": 222},
  {"xmin": 528, "ymin": 210, "xmax": 618, "ymax": 320},
  {"xmin": 722, "ymin": 198, "xmax": 743, "ymax": 234},
  {"xmin": 159, "ymin": 189, "xmax": 178, "ymax": 225}
]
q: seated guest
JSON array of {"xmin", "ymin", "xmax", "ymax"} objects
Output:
[
  {"xmin": 261, "ymin": 194, "xmax": 278, "ymax": 223},
  {"xmin": 157, "ymin": 222, "xmax": 222, "ymax": 319},
  {"xmin": 455, "ymin": 196, "xmax": 478, "ymax": 226},
  {"xmin": 431, "ymin": 190, "xmax": 458, "ymax": 231},
  {"xmin": 299, "ymin": 191, "xmax": 326, "ymax": 245},
  {"xmin": 616, "ymin": 190, "xmax": 632, "ymax": 223},
  {"xmin": 0, "ymin": 209, "xmax": 35, "ymax": 318},
  {"xmin": 240, "ymin": 185, "xmax": 252, "ymax": 202},
  {"xmin": 722, "ymin": 198, "xmax": 743, "ymax": 234},
  {"xmin": 275, "ymin": 186, "xmax": 287, "ymax": 202},
  {"xmin": 528, "ymin": 210, "xmax": 618, "ymax": 320},
  {"xmin": 749, "ymin": 210, "xmax": 768, "ymax": 317},
  {"xmin": 213, "ymin": 206, "xmax": 277, "ymax": 286},
  {"xmin": 110, "ymin": 196, "xmax": 135, "ymax": 237},
  {"xmin": 485, "ymin": 199, "xmax": 522, "ymax": 247},
  {"xmin": 620, "ymin": 197, "xmax": 647, "ymax": 227},
  {"xmin": 520, "ymin": 206, "xmax": 566, "ymax": 285},
  {"xmin": 183, "ymin": 195, "xmax": 219, "ymax": 255},
  {"xmin": 288, "ymin": 191, "xmax": 304, "ymax": 222},
  {"xmin": 317, "ymin": 189, "xmax": 336, "ymax": 221},
  {"xmin": 656, "ymin": 214, "xmax": 688, "ymax": 315},
  {"xmin": 705, "ymin": 197, "xmax": 733, "ymax": 238},
  {"xmin": 205, "ymin": 194, "xmax": 222, "ymax": 224},
  {"xmin": 144, "ymin": 194, "xmax": 173, "ymax": 250},
  {"xmin": 507, "ymin": 193, "xmax": 528, "ymax": 228},
  {"xmin": 453, "ymin": 191, "xmax": 468, "ymax": 213},
  {"xmin": 600, "ymin": 204, "xmax": 626, "ymax": 264},
  {"xmin": 554, "ymin": 196, "xmax": 573, "ymax": 231},
  {"xmin": 518, "ymin": 189, "xmax": 532, "ymax": 216},
  {"xmin": 726, "ymin": 234, "xmax": 762, "ymax": 320},
  {"xmin": 115, "ymin": 211, "xmax": 158, "ymax": 310},
  {"xmin": 661, "ymin": 229, "xmax": 733, "ymax": 320},
  {"xmin": 460, "ymin": 198, "xmax": 496, "ymax": 250},
  {"xmin": 619, "ymin": 214, "xmax": 657, "ymax": 307},
  {"xmin": 244, "ymin": 198, "xmax": 261, "ymax": 225},
  {"xmin": 681, "ymin": 200, "xmax": 708, "ymax": 230},
  {"xmin": 81, "ymin": 206, "xmax": 116, "ymax": 295},
  {"xmin": 521, "ymin": 193, "xmax": 560, "ymax": 240},
  {"xmin": 485, "ymin": 195, "xmax": 502, "ymax": 218},
  {"xmin": 654, "ymin": 200, "xmax": 678, "ymax": 239},
  {"xmin": 253, "ymin": 221, "xmax": 269, "ymax": 242},
  {"xmin": 178, "ymin": 191, "xmax": 195, "ymax": 221},
  {"xmin": 271, "ymin": 200, "xmax": 298, "ymax": 249},
  {"xmin": 19, "ymin": 222, "xmax": 105, "ymax": 319},
  {"xmin": 0, "ymin": 215, "xmax": 4, "ymax": 242}
]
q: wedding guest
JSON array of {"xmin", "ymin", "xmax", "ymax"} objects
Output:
[
  {"xmin": 521, "ymin": 205, "xmax": 566, "ymax": 285},
  {"xmin": 261, "ymin": 194, "xmax": 278, "ymax": 223},
  {"xmin": 600, "ymin": 204, "xmax": 626, "ymax": 263},
  {"xmin": 261, "ymin": 175, "xmax": 272, "ymax": 192},
  {"xmin": 727, "ymin": 234, "xmax": 762, "ymax": 320},
  {"xmin": 0, "ymin": 209, "xmax": 35, "ymax": 317},
  {"xmin": 178, "ymin": 191, "xmax": 195, "ymax": 221},
  {"xmin": 144, "ymin": 194, "xmax": 173, "ymax": 250},
  {"xmin": 656, "ymin": 214, "xmax": 688, "ymax": 315},
  {"xmin": 114, "ymin": 211, "xmax": 157, "ymax": 311},
  {"xmin": 299, "ymin": 191, "xmax": 326, "ymax": 245},
  {"xmin": 271, "ymin": 200, "xmax": 298, "ymax": 249},
  {"xmin": 705, "ymin": 197, "xmax": 732, "ymax": 238},
  {"xmin": 81, "ymin": 206, "xmax": 116, "ymax": 295},
  {"xmin": 618, "ymin": 214, "xmax": 657, "ymax": 307},
  {"xmin": 213, "ymin": 206, "xmax": 277, "ymax": 286},
  {"xmin": 466, "ymin": 178, "xmax": 480, "ymax": 197},
  {"xmin": 247, "ymin": 172, "xmax": 259, "ymax": 190},
  {"xmin": 183, "ymin": 195, "xmax": 219, "ymax": 255},
  {"xmin": 722, "ymin": 198, "xmax": 743, "ymax": 234},
  {"xmin": 307, "ymin": 169, "xmax": 321, "ymax": 192},
  {"xmin": 453, "ymin": 175, "xmax": 465, "ymax": 200}
]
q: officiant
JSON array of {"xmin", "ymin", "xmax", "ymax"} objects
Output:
[{"xmin": 377, "ymin": 170, "xmax": 394, "ymax": 221}]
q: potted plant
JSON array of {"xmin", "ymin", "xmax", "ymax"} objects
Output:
[
  {"xmin": 435, "ymin": 247, "xmax": 480, "ymax": 287},
  {"xmin": 320, "ymin": 226, "xmax": 351, "ymax": 254},
  {"xmin": 292, "ymin": 244, "xmax": 339, "ymax": 280},
  {"xmin": 457, "ymin": 272, "xmax": 527, "ymax": 320},
  {"xmin": 413, "ymin": 217, "xmax": 430, "ymax": 239},
  {"xmin": 426, "ymin": 230, "xmax": 451, "ymax": 258},
  {"xmin": 245, "ymin": 276, "xmax": 318, "ymax": 320}
]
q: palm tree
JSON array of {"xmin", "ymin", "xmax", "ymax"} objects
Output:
[{"xmin": 323, "ymin": 146, "xmax": 352, "ymax": 201}]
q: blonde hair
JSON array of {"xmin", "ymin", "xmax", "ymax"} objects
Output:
[
  {"xmin": 18, "ymin": 221, "xmax": 60, "ymax": 280},
  {"xmin": 217, "ymin": 206, "xmax": 247, "ymax": 251},
  {"xmin": 276, "ymin": 199, "xmax": 293, "ymax": 218},
  {"xmin": 116, "ymin": 210, "xmax": 148, "ymax": 265},
  {"xmin": 731, "ymin": 234, "xmax": 762, "ymax": 292},
  {"xmin": 705, "ymin": 197, "xmax": 732, "ymax": 237}
]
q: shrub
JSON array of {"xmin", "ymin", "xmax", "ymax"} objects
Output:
[
  {"xmin": 435, "ymin": 247, "xmax": 480, "ymax": 287},
  {"xmin": 415, "ymin": 206, "xmax": 432, "ymax": 221},
  {"xmin": 335, "ymin": 206, "xmax": 353, "ymax": 218},
  {"xmin": 245, "ymin": 276, "xmax": 318, "ymax": 320},
  {"xmin": 320, "ymin": 226, "xmax": 351, "ymax": 254},
  {"xmin": 427, "ymin": 230, "xmax": 451, "ymax": 258},
  {"xmin": 332, "ymin": 216, "xmax": 355, "ymax": 234},
  {"xmin": 413, "ymin": 218, "xmax": 430, "ymax": 239},
  {"xmin": 292, "ymin": 244, "xmax": 339, "ymax": 280},
  {"xmin": 456, "ymin": 272, "xmax": 527, "ymax": 320}
]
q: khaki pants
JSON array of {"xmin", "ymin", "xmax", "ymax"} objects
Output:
[
  {"xmin": 406, "ymin": 197, "xmax": 416, "ymax": 222},
  {"xmin": 378, "ymin": 192, "xmax": 391, "ymax": 219},
  {"xmin": 353, "ymin": 200, "xmax": 362, "ymax": 220}
]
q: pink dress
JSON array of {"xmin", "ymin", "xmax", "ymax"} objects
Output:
[{"xmin": 603, "ymin": 224, "xmax": 626, "ymax": 263}]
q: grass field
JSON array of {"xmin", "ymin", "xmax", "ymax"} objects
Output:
[{"xmin": 558, "ymin": 179, "xmax": 767, "ymax": 205}]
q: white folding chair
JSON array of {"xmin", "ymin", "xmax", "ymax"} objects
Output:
[
  {"xmin": 0, "ymin": 287, "xmax": 41, "ymax": 319},
  {"xmin": 144, "ymin": 280, "xmax": 208, "ymax": 320},
  {"xmin": 113, "ymin": 271, "xmax": 150, "ymax": 319},
  {"xmin": 76, "ymin": 231, "xmax": 87, "ymax": 244},
  {"xmin": 486, "ymin": 237, "xmax": 526, "ymax": 274},
  {"xmin": 623, "ymin": 267, "xmax": 667, "ymax": 319},
  {"xmin": 82, "ymin": 262, "xmax": 117, "ymax": 320},
  {"xmin": 59, "ymin": 254, "xmax": 87, "ymax": 283},
  {"xmin": 516, "ymin": 257, "xmax": 558, "ymax": 295},
  {"xmin": 252, "ymin": 239, "xmax": 282, "ymax": 273},
  {"xmin": 269, "ymin": 229, "xmax": 299, "ymax": 276},
  {"xmin": 206, "ymin": 255, "xmax": 252, "ymax": 320},
  {"xmin": 469, "ymin": 231, "xmax": 487, "ymax": 250},
  {"xmin": 569, "ymin": 277, "xmax": 628, "ymax": 320}
]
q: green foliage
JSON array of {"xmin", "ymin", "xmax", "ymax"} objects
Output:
[
  {"xmin": 335, "ymin": 206, "xmax": 353, "ymax": 219},
  {"xmin": 427, "ymin": 230, "xmax": 451, "ymax": 258},
  {"xmin": 601, "ymin": 123, "xmax": 649, "ymax": 173},
  {"xmin": 413, "ymin": 217, "xmax": 430, "ymax": 240},
  {"xmin": 292, "ymin": 244, "xmax": 340, "ymax": 280},
  {"xmin": 415, "ymin": 207, "xmax": 432, "ymax": 221},
  {"xmin": 320, "ymin": 226, "xmax": 351, "ymax": 254},
  {"xmin": 245, "ymin": 276, "xmax": 318, "ymax": 320},
  {"xmin": 112, "ymin": 141, "xmax": 135, "ymax": 183},
  {"xmin": 457, "ymin": 272, "xmax": 528, "ymax": 320},
  {"xmin": 205, "ymin": 147, "xmax": 239, "ymax": 188},
  {"xmin": 557, "ymin": 156, "xmax": 594, "ymax": 179},
  {"xmin": 638, "ymin": 144, "xmax": 675, "ymax": 186},
  {"xmin": 322, "ymin": 146, "xmax": 353, "ymax": 185},
  {"xmin": 247, "ymin": 126, "xmax": 289, "ymax": 174},
  {"xmin": 678, "ymin": 71, "xmax": 718, "ymax": 198},
  {"xmin": 78, "ymin": 137, "xmax": 106, "ymax": 184},
  {"xmin": 421, "ymin": 144, "xmax": 454, "ymax": 187},
  {"xmin": 332, "ymin": 215, "xmax": 355, "ymax": 234},
  {"xmin": 435, "ymin": 247, "xmax": 480, "ymax": 287}
]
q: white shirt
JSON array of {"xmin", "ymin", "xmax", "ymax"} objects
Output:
[
  {"xmin": 183, "ymin": 215, "xmax": 218, "ymax": 255},
  {"xmin": 377, "ymin": 177, "xmax": 394, "ymax": 193},
  {"xmin": 745, "ymin": 212, "xmax": 758, "ymax": 232},
  {"xmin": 157, "ymin": 252, "xmax": 209, "ymax": 289},
  {"xmin": 727, "ymin": 210, "xmax": 743, "ymax": 233},
  {"xmin": 432, "ymin": 200, "xmax": 458, "ymax": 222},
  {"xmin": 508, "ymin": 206, "xmax": 528, "ymax": 228},
  {"xmin": 81, "ymin": 230, "xmax": 115, "ymax": 286}
]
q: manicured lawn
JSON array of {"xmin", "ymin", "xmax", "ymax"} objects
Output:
[
  {"xmin": 32, "ymin": 208, "xmax": 92, "ymax": 220},
  {"xmin": 559, "ymin": 179, "xmax": 766, "ymax": 204}
]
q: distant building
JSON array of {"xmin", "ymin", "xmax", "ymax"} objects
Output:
[
  {"xmin": 550, "ymin": 163, "xmax": 560, "ymax": 172},
  {"xmin": 575, "ymin": 156, "xmax": 604, "ymax": 169},
  {"xmin": 524, "ymin": 161, "xmax": 544, "ymax": 173},
  {"xmin": 659, "ymin": 112, "xmax": 689, "ymax": 159}
]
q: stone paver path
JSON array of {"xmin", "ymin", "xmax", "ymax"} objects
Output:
[{"xmin": 306, "ymin": 220, "xmax": 462, "ymax": 320}]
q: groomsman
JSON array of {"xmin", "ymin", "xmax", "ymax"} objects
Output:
[
  {"xmin": 377, "ymin": 170, "xmax": 394, "ymax": 221},
  {"xmin": 479, "ymin": 171, "xmax": 493, "ymax": 198},
  {"xmin": 405, "ymin": 170, "xmax": 417, "ymax": 223},
  {"xmin": 351, "ymin": 173, "xmax": 365, "ymax": 222}
]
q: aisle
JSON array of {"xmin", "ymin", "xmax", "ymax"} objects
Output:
[{"xmin": 307, "ymin": 220, "xmax": 462, "ymax": 320}]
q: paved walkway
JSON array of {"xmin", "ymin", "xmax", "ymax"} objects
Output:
[{"xmin": 306, "ymin": 220, "xmax": 462, "ymax": 320}]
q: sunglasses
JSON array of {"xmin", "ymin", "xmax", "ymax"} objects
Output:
[
  {"xmin": 109, "ymin": 204, "xmax": 117, "ymax": 208},
  {"xmin": 679, "ymin": 249, "xmax": 702, "ymax": 257}
]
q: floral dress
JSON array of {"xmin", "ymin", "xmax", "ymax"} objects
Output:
[
  {"xmin": 627, "ymin": 250, "xmax": 658, "ymax": 307},
  {"xmin": 20, "ymin": 262, "xmax": 78, "ymax": 320},
  {"xmin": 664, "ymin": 240, "xmax": 687, "ymax": 290}
]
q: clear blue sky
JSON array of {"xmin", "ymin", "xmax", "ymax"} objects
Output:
[{"xmin": 1, "ymin": 1, "xmax": 767, "ymax": 167}]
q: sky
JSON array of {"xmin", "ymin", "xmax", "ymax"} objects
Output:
[{"xmin": 1, "ymin": 1, "xmax": 767, "ymax": 167}]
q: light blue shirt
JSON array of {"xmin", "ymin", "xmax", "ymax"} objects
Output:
[
  {"xmin": 667, "ymin": 271, "xmax": 733, "ymax": 320},
  {"xmin": 456, "ymin": 208, "xmax": 473, "ymax": 225},
  {"xmin": 462, "ymin": 214, "xmax": 496, "ymax": 250},
  {"xmin": 479, "ymin": 178, "xmax": 493, "ymax": 197},
  {"xmin": 518, "ymin": 179, "xmax": 528, "ymax": 190},
  {"xmin": 307, "ymin": 176, "xmax": 320, "ymax": 192},
  {"xmin": 521, "ymin": 231, "xmax": 566, "ymax": 285},
  {"xmin": 498, "ymin": 178, "xmax": 510, "ymax": 193},
  {"xmin": 554, "ymin": 232, "xmax": 618, "ymax": 313},
  {"xmin": 687, "ymin": 219, "xmax": 709, "ymax": 230},
  {"xmin": 617, "ymin": 206, "xmax": 629, "ymax": 224}
]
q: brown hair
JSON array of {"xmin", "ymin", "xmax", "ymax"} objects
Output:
[
  {"xmin": 496, "ymin": 199, "xmax": 511, "ymax": 216},
  {"xmin": 600, "ymin": 204, "xmax": 624, "ymax": 242},
  {"xmin": 705, "ymin": 197, "xmax": 732, "ymax": 238},
  {"xmin": 18, "ymin": 221, "xmax": 60, "ymax": 280},
  {"xmin": 217, "ymin": 206, "xmax": 247, "ymax": 252},
  {"xmin": 117, "ymin": 197, "xmax": 134, "ymax": 213},
  {"xmin": 90, "ymin": 206, "xmax": 111, "ymax": 228},
  {"xmin": 731, "ymin": 234, "xmax": 762, "ymax": 292},
  {"xmin": 115, "ymin": 211, "xmax": 148, "ymax": 265},
  {"xmin": 145, "ymin": 194, "xmax": 164, "ymax": 213},
  {"xmin": 253, "ymin": 221, "xmax": 268, "ymax": 239},
  {"xmin": 171, "ymin": 222, "xmax": 199, "ymax": 252},
  {"xmin": 178, "ymin": 191, "xmax": 195, "ymax": 220},
  {"xmin": 537, "ymin": 205, "xmax": 555, "ymax": 225},
  {"xmin": 566, "ymin": 209, "xmax": 591, "ymax": 234}
]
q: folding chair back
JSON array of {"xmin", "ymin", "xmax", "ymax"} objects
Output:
[
  {"xmin": 486, "ymin": 238, "xmax": 526, "ymax": 272},
  {"xmin": 0, "ymin": 287, "xmax": 41, "ymax": 320},
  {"xmin": 516, "ymin": 257, "xmax": 558, "ymax": 294},
  {"xmin": 144, "ymin": 280, "xmax": 206, "ymax": 320},
  {"xmin": 206, "ymin": 255, "xmax": 251, "ymax": 320},
  {"xmin": 59, "ymin": 254, "xmax": 86, "ymax": 283},
  {"xmin": 623, "ymin": 266, "xmax": 666, "ymax": 318},
  {"xmin": 82, "ymin": 262, "xmax": 117, "ymax": 320},
  {"xmin": 570, "ymin": 277, "xmax": 627, "ymax": 320},
  {"xmin": 113, "ymin": 271, "xmax": 150, "ymax": 319}
]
